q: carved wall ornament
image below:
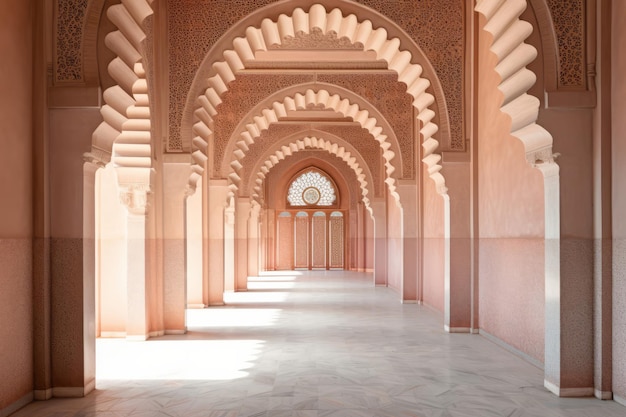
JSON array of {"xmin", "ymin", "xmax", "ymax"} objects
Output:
[
  {"xmin": 546, "ymin": 0, "xmax": 586, "ymax": 89},
  {"xmin": 270, "ymin": 27, "xmax": 363, "ymax": 50},
  {"xmin": 55, "ymin": 0, "xmax": 89, "ymax": 83}
]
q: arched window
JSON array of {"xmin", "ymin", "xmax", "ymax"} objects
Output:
[{"xmin": 287, "ymin": 169, "xmax": 337, "ymax": 207}]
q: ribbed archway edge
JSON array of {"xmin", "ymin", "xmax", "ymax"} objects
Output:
[
  {"xmin": 249, "ymin": 135, "xmax": 372, "ymax": 208},
  {"xmin": 187, "ymin": 4, "xmax": 447, "ymax": 198}
]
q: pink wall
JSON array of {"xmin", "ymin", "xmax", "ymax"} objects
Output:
[
  {"xmin": 477, "ymin": 25, "xmax": 545, "ymax": 364},
  {"xmin": 0, "ymin": 0, "xmax": 34, "ymax": 413},
  {"xmin": 422, "ymin": 165, "xmax": 444, "ymax": 312},
  {"xmin": 612, "ymin": 0, "xmax": 626, "ymax": 403}
]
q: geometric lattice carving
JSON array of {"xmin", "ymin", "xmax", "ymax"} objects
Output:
[
  {"xmin": 546, "ymin": 0, "xmax": 586, "ymax": 88},
  {"xmin": 168, "ymin": 0, "xmax": 462, "ymax": 153},
  {"xmin": 55, "ymin": 0, "xmax": 88, "ymax": 83},
  {"xmin": 288, "ymin": 170, "xmax": 337, "ymax": 207},
  {"xmin": 356, "ymin": 0, "xmax": 464, "ymax": 149}
]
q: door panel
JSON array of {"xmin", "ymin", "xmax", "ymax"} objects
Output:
[
  {"xmin": 276, "ymin": 212, "xmax": 293, "ymax": 270},
  {"xmin": 311, "ymin": 212, "xmax": 326, "ymax": 269},
  {"xmin": 329, "ymin": 212, "xmax": 344, "ymax": 269},
  {"xmin": 294, "ymin": 212, "xmax": 309, "ymax": 268}
]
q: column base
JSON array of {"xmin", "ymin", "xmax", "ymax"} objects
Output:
[
  {"xmin": 444, "ymin": 325, "xmax": 471, "ymax": 333},
  {"xmin": 544, "ymin": 380, "xmax": 594, "ymax": 397},
  {"xmin": 594, "ymin": 389, "xmax": 613, "ymax": 400},
  {"xmin": 34, "ymin": 389, "xmax": 52, "ymax": 401},
  {"xmin": 52, "ymin": 379, "xmax": 95, "ymax": 398}
]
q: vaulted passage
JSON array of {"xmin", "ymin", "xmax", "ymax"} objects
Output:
[{"xmin": 4, "ymin": 0, "xmax": 626, "ymax": 415}]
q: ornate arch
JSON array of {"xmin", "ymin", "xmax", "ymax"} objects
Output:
[
  {"xmin": 185, "ymin": 3, "xmax": 448, "ymax": 198},
  {"xmin": 89, "ymin": 0, "xmax": 153, "ymax": 192},
  {"xmin": 475, "ymin": 0, "xmax": 554, "ymax": 166},
  {"xmin": 246, "ymin": 134, "xmax": 375, "ymax": 209},
  {"xmin": 220, "ymin": 86, "xmax": 396, "ymax": 199}
]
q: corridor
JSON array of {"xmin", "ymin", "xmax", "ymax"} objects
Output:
[{"xmin": 12, "ymin": 271, "xmax": 626, "ymax": 417}]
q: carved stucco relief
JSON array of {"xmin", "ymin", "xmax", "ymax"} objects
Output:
[
  {"xmin": 166, "ymin": 0, "xmax": 462, "ymax": 152},
  {"xmin": 55, "ymin": 0, "xmax": 89, "ymax": 83},
  {"xmin": 545, "ymin": 0, "xmax": 586, "ymax": 89}
]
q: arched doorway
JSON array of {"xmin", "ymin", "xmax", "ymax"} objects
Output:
[{"xmin": 276, "ymin": 168, "xmax": 347, "ymax": 270}]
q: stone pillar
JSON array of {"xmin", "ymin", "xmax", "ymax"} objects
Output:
[
  {"xmin": 119, "ymin": 184, "xmax": 151, "ymax": 340},
  {"xmin": 186, "ymin": 180, "xmax": 204, "ymax": 308},
  {"xmin": 207, "ymin": 180, "xmax": 228, "ymax": 305},
  {"xmin": 442, "ymin": 159, "xmax": 472, "ymax": 332},
  {"xmin": 224, "ymin": 196, "xmax": 235, "ymax": 292},
  {"xmin": 592, "ymin": 0, "xmax": 613, "ymax": 400},
  {"xmin": 235, "ymin": 197, "xmax": 251, "ymax": 290},
  {"xmin": 370, "ymin": 198, "xmax": 387, "ymax": 286},
  {"xmin": 247, "ymin": 203, "xmax": 261, "ymax": 277},
  {"xmin": 265, "ymin": 208, "xmax": 276, "ymax": 271},
  {"xmin": 79, "ymin": 158, "xmax": 101, "ymax": 397},
  {"xmin": 356, "ymin": 202, "xmax": 367, "ymax": 272},
  {"xmin": 162, "ymin": 160, "xmax": 189, "ymax": 334},
  {"xmin": 396, "ymin": 181, "xmax": 418, "ymax": 302}
]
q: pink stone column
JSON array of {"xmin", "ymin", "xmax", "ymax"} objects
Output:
[
  {"xmin": 247, "ymin": 203, "xmax": 261, "ymax": 277},
  {"xmin": 442, "ymin": 160, "xmax": 472, "ymax": 332},
  {"xmin": 207, "ymin": 180, "xmax": 228, "ymax": 305},
  {"xmin": 370, "ymin": 199, "xmax": 387, "ymax": 286},
  {"xmin": 186, "ymin": 181, "xmax": 205, "ymax": 308},
  {"xmin": 396, "ymin": 181, "xmax": 418, "ymax": 303},
  {"xmin": 591, "ymin": 0, "xmax": 613, "ymax": 400},
  {"xmin": 162, "ymin": 161, "xmax": 189, "ymax": 334},
  {"xmin": 119, "ymin": 184, "xmax": 151, "ymax": 340},
  {"xmin": 235, "ymin": 197, "xmax": 251, "ymax": 291}
]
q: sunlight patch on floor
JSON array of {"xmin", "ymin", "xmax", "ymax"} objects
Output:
[
  {"xmin": 186, "ymin": 307, "xmax": 282, "ymax": 328},
  {"xmin": 96, "ymin": 338, "xmax": 264, "ymax": 382}
]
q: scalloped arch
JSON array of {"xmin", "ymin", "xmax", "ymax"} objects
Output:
[
  {"xmin": 248, "ymin": 135, "xmax": 374, "ymax": 208},
  {"xmin": 89, "ymin": 0, "xmax": 153, "ymax": 185},
  {"xmin": 223, "ymin": 88, "xmax": 396, "ymax": 199},
  {"xmin": 186, "ymin": 3, "xmax": 447, "ymax": 198},
  {"xmin": 475, "ymin": 0, "xmax": 554, "ymax": 166}
]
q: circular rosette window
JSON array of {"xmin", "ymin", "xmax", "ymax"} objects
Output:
[{"xmin": 302, "ymin": 187, "xmax": 321, "ymax": 205}]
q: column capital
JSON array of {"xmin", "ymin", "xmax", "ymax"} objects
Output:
[
  {"xmin": 83, "ymin": 151, "xmax": 108, "ymax": 168},
  {"xmin": 119, "ymin": 184, "xmax": 151, "ymax": 215}
]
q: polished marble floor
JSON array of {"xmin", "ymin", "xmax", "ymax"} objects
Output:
[{"xmin": 12, "ymin": 271, "xmax": 626, "ymax": 417}]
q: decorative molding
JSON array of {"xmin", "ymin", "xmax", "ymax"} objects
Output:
[
  {"xmin": 271, "ymin": 27, "xmax": 363, "ymax": 50},
  {"xmin": 82, "ymin": 151, "xmax": 108, "ymax": 168}
]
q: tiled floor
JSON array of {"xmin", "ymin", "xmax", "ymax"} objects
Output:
[{"xmin": 12, "ymin": 271, "xmax": 626, "ymax": 417}]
